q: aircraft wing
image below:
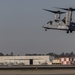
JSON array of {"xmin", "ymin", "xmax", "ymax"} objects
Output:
[
  {"xmin": 43, "ymin": 26, "xmax": 68, "ymax": 31},
  {"xmin": 71, "ymin": 22, "xmax": 75, "ymax": 25}
]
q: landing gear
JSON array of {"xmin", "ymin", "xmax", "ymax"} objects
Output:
[
  {"xmin": 70, "ymin": 30, "xmax": 73, "ymax": 33},
  {"xmin": 45, "ymin": 29, "xmax": 47, "ymax": 31},
  {"xmin": 66, "ymin": 29, "xmax": 73, "ymax": 33},
  {"xmin": 66, "ymin": 30, "xmax": 69, "ymax": 33}
]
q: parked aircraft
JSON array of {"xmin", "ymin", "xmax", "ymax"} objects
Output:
[{"xmin": 43, "ymin": 7, "xmax": 75, "ymax": 33}]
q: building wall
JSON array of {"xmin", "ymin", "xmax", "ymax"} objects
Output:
[{"xmin": 0, "ymin": 56, "xmax": 51, "ymax": 65}]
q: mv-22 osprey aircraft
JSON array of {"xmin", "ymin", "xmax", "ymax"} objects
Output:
[{"xmin": 43, "ymin": 7, "xmax": 75, "ymax": 33}]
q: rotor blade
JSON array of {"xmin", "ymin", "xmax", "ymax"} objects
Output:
[
  {"xmin": 54, "ymin": 7, "xmax": 68, "ymax": 10},
  {"xmin": 54, "ymin": 7, "xmax": 75, "ymax": 11},
  {"xmin": 43, "ymin": 9, "xmax": 57, "ymax": 13},
  {"xmin": 72, "ymin": 9, "xmax": 75, "ymax": 11},
  {"xmin": 43, "ymin": 9, "xmax": 65, "ymax": 14}
]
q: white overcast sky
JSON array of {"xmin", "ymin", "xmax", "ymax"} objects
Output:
[{"xmin": 0, "ymin": 0, "xmax": 75, "ymax": 55}]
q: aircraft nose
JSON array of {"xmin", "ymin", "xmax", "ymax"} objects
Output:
[{"xmin": 42, "ymin": 26, "xmax": 45, "ymax": 28}]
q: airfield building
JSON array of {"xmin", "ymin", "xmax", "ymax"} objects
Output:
[{"xmin": 0, "ymin": 55, "xmax": 54, "ymax": 66}]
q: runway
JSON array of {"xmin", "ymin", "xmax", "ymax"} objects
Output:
[
  {"xmin": 0, "ymin": 69, "xmax": 75, "ymax": 75},
  {"xmin": 0, "ymin": 65, "xmax": 75, "ymax": 69},
  {"xmin": 0, "ymin": 65, "xmax": 75, "ymax": 75}
]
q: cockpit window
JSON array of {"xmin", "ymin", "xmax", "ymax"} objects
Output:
[{"xmin": 47, "ymin": 21, "xmax": 52, "ymax": 25}]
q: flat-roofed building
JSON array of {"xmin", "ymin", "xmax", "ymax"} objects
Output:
[{"xmin": 0, "ymin": 55, "xmax": 53, "ymax": 66}]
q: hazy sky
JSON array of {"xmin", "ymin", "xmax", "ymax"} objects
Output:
[{"xmin": 0, "ymin": 0, "xmax": 75, "ymax": 55}]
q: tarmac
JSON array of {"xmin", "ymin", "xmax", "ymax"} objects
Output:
[
  {"xmin": 0, "ymin": 65, "xmax": 75, "ymax": 69},
  {"xmin": 0, "ymin": 69, "xmax": 75, "ymax": 75},
  {"xmin": 0, "ymin": 65, "xmax": 75, "ymax": 75}
]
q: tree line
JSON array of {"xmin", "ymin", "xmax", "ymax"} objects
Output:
[
  {"xmin": 25, "ymin": 52, "xmax": 75, "ymax": 58},
  {"xmin": 0, "ymin": 52, "xmax": 75, "ymax": 58}
]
